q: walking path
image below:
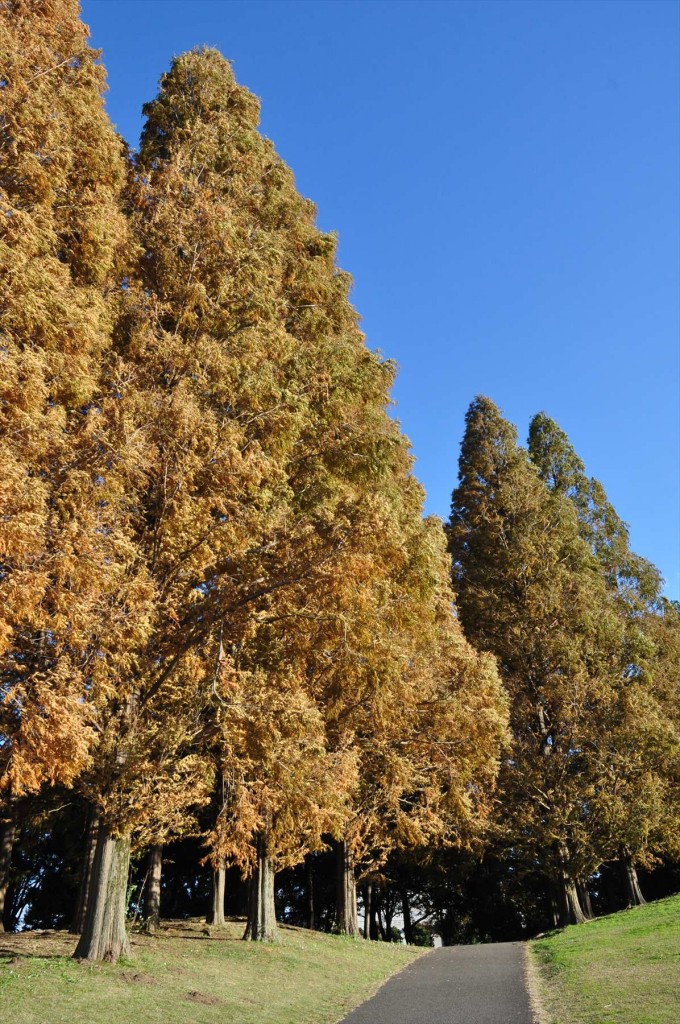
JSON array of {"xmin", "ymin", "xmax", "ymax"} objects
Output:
[{"xmin": 340, "ymin": 941, "xmax": 534, "ymax": 1024}]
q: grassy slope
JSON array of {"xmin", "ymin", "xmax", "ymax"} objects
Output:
[
  {"xmin": 529, "ymin": 894, "xmax": 680, "ymax": 1024},
  {"xmin": 0, "ymin": 919, "xmax": 424, "ymax": 1024}
]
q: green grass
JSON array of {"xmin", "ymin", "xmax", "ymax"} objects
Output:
[
  {"xmin": 0, "ymin": 918, "xmax": 424, "ymax": 1024},
  {"xmin": 529, "ymin": 894, "xmax": 680, "ymax": 1024}
]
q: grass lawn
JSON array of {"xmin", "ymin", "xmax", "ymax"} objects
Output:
[
  {"xmin": 0, "ymin": 918, "xmax": 424, "ymax": 1024},
  {"xmin": 529, "ymin": 893, "xmax": 680, "ymax": 1024}
]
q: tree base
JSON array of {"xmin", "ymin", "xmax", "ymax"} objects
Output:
[
  {"xmin": 243, "ymin": 836, "xmax": 277, "ymax": 942},
  {"xmin": 73, "ymin": 827, "xmax": 131, "ymax": 962}
]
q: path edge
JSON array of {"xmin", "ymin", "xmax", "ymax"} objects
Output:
[{"xmin": 523, "ymin": 942, "xmax": 550, "ymax": 1024}]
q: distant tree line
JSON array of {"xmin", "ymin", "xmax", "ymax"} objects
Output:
[{"xmin": 0, "ymin": 1, "xmax": 677, "ymax": 961}]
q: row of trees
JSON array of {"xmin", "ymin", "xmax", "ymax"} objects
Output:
[
  {"xmin": 1, "ymin": 1, "xmax": 677, "ymax": 959},
  {"xmin": 0, "ymin": 1, "xmax": 507, "ymax": 960}
]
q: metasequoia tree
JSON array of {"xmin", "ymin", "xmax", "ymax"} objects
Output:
[
  {"xmin": 448, "ymin": 397, "xmax": 628, "ymax": 926},
  {"xmin": 204, "ymin": 506, "xmax": 506, "ymax": 943},
  {"xmin": 204, "ymin": 655, "xmax": 356, "ymax": 942},
  {"xmin": 73, "ymin": 652, "xmax": 212, "ymax": 958},
  {"xmin": 528, "ymin": 414, "xmax": 679, "ymax": 903},
  {"xmin": 528, "ymin": 413, "xmax": 661, "ymax": 608},
  {"xmin": 74, "ymin": 44, "xmax": 430, "ymax": 954},
  {"xmin": 122, "ymin": 47, "xmax": 507, "ymax": 946},
  {"xmin": 0, "ymin": 0, "xmax": 152, "ymax": 935},
  {"xmin": 295, "ymin": 491, "xmax": 507, "ymax": 935}
]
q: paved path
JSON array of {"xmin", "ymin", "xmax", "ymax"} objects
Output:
[{"xmin": 340, "ymin": 941, "xmax": 534, "ymax": 1024}]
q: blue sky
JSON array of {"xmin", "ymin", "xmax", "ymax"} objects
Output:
[{"xmin": 83, "ymin": 0, "xmax": 679, "ymax": 597}]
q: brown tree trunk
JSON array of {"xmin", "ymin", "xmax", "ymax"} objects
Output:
[
  {"xmin": 363, "ymin": 882, "xmax": 372, "ymax": 939},
  {"xmin": 576, "ymin": 879, "xmax": 594, "ymax": 919},
  {"xmin": 557, "ymin": 845, "xmax": 587, "ymax": 926},
  {"xmin": 73, "ymin": 824, "xmax": 131, "ymax": 961},
  {"xmin": 143, "ymin": 844, "xmax": 163, "ymax": 932},
  {"xmin": 70, "ymin": 807, "xmax": 100, "ymax": 934},
  {"xmin": 334, "ymin": 839, "xmax": 360, "ymax": 937},
  {"xmin": 206, "ymin": 863, "xmax": 226, "ymax": 926},
  {"xmin": 306, "ymin": 861, "xmax": 315, "ymax": 931},
  {"xmin": 0, "ymin": 814, "xmax": 16, "ymax": 933},
  {"xmin": 619, "ymin": 846, "xmax": 646, "ymax": 907},
  {"xmin": 558, "ymin": 876, "xmax": 587, "ymax": 926},
  {"xmin": 401, "ymin": 888, "xmax": 413, "ymax": 944},
  {"xmin": 243, "ymin": 834, "xmax": 277, "ymax": 942}
]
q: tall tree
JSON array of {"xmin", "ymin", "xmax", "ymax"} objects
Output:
[
  {"xmin": 299, "ymin": 501, "xmax": 508, "ymax": 934},
  {"xmin": 528, "ymin": 413, "xmax": 679, "ymax": 901},
  {"xmin": 124, "ymin": 48, "xmax": 507, "ymax": 947},
  {"xmin": 0, "ymin": 0, "xmax": 152, "ymax": 930},
  {"xmin": 449, "ymin": 397, "xmax": 626, "ymax": 925},
  {"xmin": 75, "ymin": 45, "xmax": 430, "ymax": 955}
]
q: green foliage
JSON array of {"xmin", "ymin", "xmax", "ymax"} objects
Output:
[
  {"xmin": 527, "ymin": 413, "xmax": 680, "ymax": 872},
  {"xmin": 528, "ymin": 413, "xmax": 661, "ymax": 606},
  {"xmin": 449, "ymin": 397, "xmax": 630, "ymax": 886}
]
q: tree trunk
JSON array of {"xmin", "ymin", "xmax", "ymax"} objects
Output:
[
  {"xmin": 556, "ymin": 844, "xmax": 587, "ymax": 927},
  {"xmin": 576, "ymin": 879, "xmax": 594, "ymax": 919},
  {"xmin": 243, "ymin": 834, "xmax": 277, "ymax": 942},
  {"xmin": 363, "ymin": 882, "xmax": 372, "ymax": 939},
  {"xmin": 306, "ymin": 861, "xmax": 315, "ymax": 931},
  {"xmin": 383, "ymin": 898, "xmax": 393, "ymax": 941},
  {"xmin": 0, "ymin": 814, "xmax": 16, "ymax": 933},
  {"xmin": 143, "ymin": 844, "xmax": 163, "ymax": 932},
  {"xmin": 206, "ymin": 863, "xmax": 226, "ymax": 926},
  {"xmin": 70, "ymin": 807, "xmax": 100, "ymax": 934},
  {"xmin": 401, "ymin": 888, "xmax": 413, "ymax": 944},
  {"xmin": 619, "ymin": 846, "xmax": 646, "ymax": 907},
  {"xmin": 334, "ymin": 839, "xmax": 360, "ymax": 937},
  {"xmin": 73, "ymin": 824, "xmax": 131, "ymax": 961},
  {"xmin": 558, "ymin": 876, "xmax": 586, "ymax": 926},
  {"xmin": 369, "ymin": 886, "xmax": 380, "ymax": 940},
  {"xmin": 375, "ymin": 897, "xmax": 386, "ymax": 941}
]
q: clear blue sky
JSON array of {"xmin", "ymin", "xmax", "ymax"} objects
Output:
[{"xmin": 83, "ymin": 0, "xmax": 679, "ymax": 598}]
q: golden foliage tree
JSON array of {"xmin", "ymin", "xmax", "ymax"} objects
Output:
[
  {"xmin": 74, "ymin": 46, "xmax": 414, "ymax": 953},
  {"xmin": 0, "ymin": 0, "xmax": 153, "ymax": 935}
]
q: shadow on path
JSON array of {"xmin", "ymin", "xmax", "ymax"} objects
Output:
[{"xmin": 340, "ymin": 941, "xmax": 534, "ymax": 1024}]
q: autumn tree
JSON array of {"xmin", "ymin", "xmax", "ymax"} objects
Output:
[
  {"xmin": 448, "ymin": 397, "xmax": 630, "ymax": 926},
  {"xmin": 290, "ymin": 487, "xmax": 508, "ymax": 936},
  {"xmin": 528, "ymin": 413, "xmax": 680, "ymax": 903},
  {"xmin": 112, "ymin": 46, "xmax": 508, "ymax": 948},
  {"xmin": 204, "ymin": 654, "xmax": 355, "ymax": 943},
  {"xmin": 3, "ymin": 13, "xmax": 508, "ymax": 955},
  {"xmin": 0, "ymin": 0, "xmax": 154, "ymax": 935},
  {"xmin": 73, "ymin": 44, "xmax": 416, "ymax": 954}
]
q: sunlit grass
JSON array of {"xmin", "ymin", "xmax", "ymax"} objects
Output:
[
  {"xmin": 0, "ymin": 918, "xmax": 424, "ymax": 1024},
  {"xmin": 529, "ymin": 893, "xmax": 680, "ymax": 1024}
]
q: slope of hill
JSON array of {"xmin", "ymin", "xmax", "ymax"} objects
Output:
[
  {"xmin": 0, "ymin": 919, "xmax": 423, "ymax": 1024},
  {"xmin": 529, "ymin": 894, "xmax": 680, "ymax": 1024}
]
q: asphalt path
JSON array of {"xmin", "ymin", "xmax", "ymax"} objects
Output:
[{"xmin": 339, "ymin": 941, "xmax": 534, "ymax": 1024}]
